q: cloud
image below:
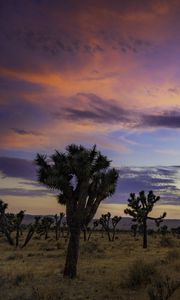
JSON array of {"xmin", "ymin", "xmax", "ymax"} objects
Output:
[
  {"xmin": 109, "ymin": 166, "xmax": 180, "ymax": 205},
  {"xmin": 0, "ymin": 187, "xmax": 53, "ymax": 197},
  {"xmin": 1, "ymin": 0, "xmax": 169, "ymax": 75},
  {"xmin": 53, "ymin": 93, "xmax": 180, "ymax": 131},
  {"xmin": 168, "ymin": 88, "xmax": 179, "ymax": 95},
  {"xmin": 53, "ymin": 93, "xmax": 134, "ymax": 125},
  {"xmin": 0, "ymin": 157, "xmax": 36, "ymax": 180},
  {"xmin": 11, "ymin": 128, "xmax": 42, "ymax": 136},
  {"xmin": 142, "ymin": 111, "xmax": 180, "ymax": 128}
]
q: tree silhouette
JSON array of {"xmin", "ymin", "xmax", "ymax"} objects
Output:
[
  {"xmin": 14, "ymin": 210, "xmax": 25, "ymax": 247},
  {"xmin": 87, "ymin": 220, "xmax": 99, "ymax": 241},
  {"xmin": 111, "ymin": 215, "xmax": 122, "ymax": 241},
  {"xmin": 21, "ymin": 216, "xmax": 41, "ymax": 248},
  {"xmin": 37, "ymin": 216, "xmax": 53, "ymax": 240},
  {"xmin": 124, "ymin": 191, "xmax": 166, "ymax": 248},
  {"xmin": 35, "ymin": 144, "xmax": 118, "ymax": 278},
  {"xmin": 131, "ymin": 224, "xmax": 138, "ymax": 238},
  {"xmin": 0, "ymin": 199, "xmax": 14, "ymax": 245},
  {"xmin": 99, "ymin": 213, "xmax": 121, "ymax": 241},
  {"xmin": 99, "ymin": 212, "xmax": 112, "ymax": 241}
]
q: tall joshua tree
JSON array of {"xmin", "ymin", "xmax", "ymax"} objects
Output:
[
  {"xmin": 35, "ymin": 144, "xmax": 118, "ymax": 278},
  {"xmin": 124, "ymin": 191, "xmax": 166, "ymax": 248}
]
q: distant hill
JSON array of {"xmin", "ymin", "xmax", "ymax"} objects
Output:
[{"xmin": 23, "ymin": 214, "xmax": 180, "ymax": 229}]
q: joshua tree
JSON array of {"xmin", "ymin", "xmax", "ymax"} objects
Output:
[
  {"xmin": 0, "ymin": 200, "xmax": 14, "ymax": 245},
  {"xmin": 131, "ymin": 224, "xmax": 138, "ymax": 238},
  {"xmin": 82, "ymin": 224, "xmax": 88, "ymax": 241},
  {"xmin": 59, "ymin": 213, "xmax": 65, "ymax": 238},
  {"xmin": 54, "ymin": 214, "xmax": 59, "ymax": 240},
  {"xmin": 37, "ymin": 216, "xmax": 53, "ymax": 240},
  {"xmin": 35, "ymin": 144, "xmax": 118, "ymax": 278},
  {"xmin": 54, "ymin": 213, "xmax": 65, "ymax": 240},
  {"xmin": 21, "ymin": 216, "xmax": 41, "ymax": 248},
  {"xmin": 14, "ymin": 210, "xmax": 25, "ymax": 247},
  {"xmin": 111, "ymin": 215, "xmax": 122, "ymax": 241},
  {"xmin": 160, "ymin": 225, "xmax": 168, "ymax": 236},
  {"xmin": 99, "ymin": 212, "xmax": 112, "ymax": 241},
  {"xmin": 124, "ymin": 191, "xmax": 166, "ymax": 248},
  {"xmin": 99, "ymin": 213, "xmax": 121, "ymax": 241},
  {"xmin": 87, "ymin": 220, "xmax": 99, "ymax": 241},
  {"xmin": 171, "ymin": 227, "xmax": 180, "ymax": 239}
]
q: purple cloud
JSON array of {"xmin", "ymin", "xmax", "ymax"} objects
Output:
[{"xmin": 0, "ymin": 157, "xmax": 36, "ymax": 180}]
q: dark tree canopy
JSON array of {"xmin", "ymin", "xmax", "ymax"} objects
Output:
[{"xmin": 35, "ymin": 144, "xmax": 118, "ymax": 227}]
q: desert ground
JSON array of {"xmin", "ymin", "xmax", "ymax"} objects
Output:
[{"xmin": 0, "ymin": 231, "xmax": 180, "ymax": 300}]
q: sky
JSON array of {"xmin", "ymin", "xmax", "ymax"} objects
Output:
[{"xmin": 0, "ymin": 0, "xmax": 180, "ymax": 218}]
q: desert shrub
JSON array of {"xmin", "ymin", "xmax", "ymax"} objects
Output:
[
  {"xmin": 14, "ymin": 274, "xmax": 24, "ymax": 286},
  {"xmin": 0, "ymin": 275, "xmax": 7, "ymax": 288},
  {"xmin": 174, "ymin": 263, "xmax": 180, "ymax": 272},
  {"xmin": 147, "ymin": 229, "xmax": 155, "ymax": 235},
  {"xmin": 6, "ymin": 254, "xmax": 16, "ymax": 260},
  {"xmin": 31, "ymin": 286, "xmax": 63, "ymax": 300},
  {"xmin": 165, "ymin": 249, "xmax": 179, "ymax": 262},
  {"xmin": 80, "ymin": 241, "xmax": 104, "ymax": 255},
  {"xmin": 27, "ymin": 252, "xmax": 35, "ymax": 257},
  {"xmin": 15, "ymin": 273, "xmax": 34, "ymax": 286},
  {"xmin": 6, "ymin": 253, "xmax": 23, "ymax": 260},
  {"xmin": 148, "ymin": 275, "xmax": 180, "ymax": 300},
  {"xmin": 123, "ymin": 259, "xmax": 158, "ymax": 289},
  {"xmin": 56, "ymin": 242, "xmax": 64, "ymax": 250},
  {"xmin": 159, "ymin": 236, "xmax": 175, "ymax": 248}
]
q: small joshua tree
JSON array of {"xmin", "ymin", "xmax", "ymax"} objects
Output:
[
  {"xmin": 160, "ymin": 225, "xmax": 168, "ymax": 236},
  {"xmin": 59, "ymin": 213, "xmax": 65, "ymax": 238},
  {"xmin": 87, "ymin": 220, "xmax": 99, "ymax": 241},
  {"xmin": 99, "ymin": 213, "xmax": 121, "ymax": 241},
  {"xmin": 0, "ymin": 199, "xmax": 14, "ymax": 245},
  {"xmin": 131, "ymin": 224, "xmax": 138, "ymax": 238},
  {"xmin": 99, "ymin": 212, "xmax": 112, "ymax": 241},
  {"xmin": 35, "ymin": 144, "xmax": 118, "ymax": 278},
  {"xmin": 14, "ymin": 210, "xmax": 25, "ymax": 247},
  {"xmin": 21, "ymin": 216, "xmax": 41, "ymax": 248},
  {"xmin": 0, "ymin": 199, "xmax": 40, "ymax": 248},
  {"xmin": 54, "ymin": 213, "xmax": 65, "ymax": 240},
  {"xmin": 37, "ymin": 216, "xmax": 53, "ymax": 240},
  {"xmin": 124, "ymin": 191, "xmax": 166, "ymax": 248},
  {"xmin": 111, "ymin": 215, "xmax": 122, "ymax": 241},
  {"xmin": 54, "ymin": 214, "xmax": 59, "ymax": 240}
]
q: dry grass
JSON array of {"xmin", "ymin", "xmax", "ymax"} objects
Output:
[{"xmin": 0, "ymin": 232, "xmax": 180, "ymax": 300}]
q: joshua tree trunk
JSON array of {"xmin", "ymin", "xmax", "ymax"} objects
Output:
[
  {"xmin": 143, "ymin": 219, "xmax": 147, "ymax": 249},
  {"xmin": 107, "ymin": 229, "xmax": 111, "ymax": 241},
  {"xmin": 4, "ymin": 228, "xmax": 14, "ymax": 245},
  {"xmin": 54, "ymin": 216, "xmax": 58, "ymax": 240},
  {"xmin": 63, "ymin": 225, "xmax": 81, "ymax": 278},
  {"xmin": 45, "ymin": 229, "xmax": 48, "ymax": 240},
  {"xmin": 88, "ymin": 228, "xmax": 94, "ymax": 241},
  {"xmin": 82, "ymin": 225, "xmax": 87, "ymax": 241},
  {"xmin": 16, "ymin": 225, "xmax": 20, "ymax": 247},
  {"xmin": 101, "ymin": 226, "xmax": 104, "ymax": 238},
  {"xmin": 112, "ymin": 227, "xmax": 116, "ymax": 241}
]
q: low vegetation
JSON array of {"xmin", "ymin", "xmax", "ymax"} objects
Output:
[{"xmin": 0, "ymin": 231, "xmax": 179, "ymax": 300}]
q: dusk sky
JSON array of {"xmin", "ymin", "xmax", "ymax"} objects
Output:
[{"xmin": 0, "ymin": 0, "xmax": 180, "ymax": 218}]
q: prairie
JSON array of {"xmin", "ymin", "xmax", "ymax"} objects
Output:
[{"xmin": 0, "ymin": 232, "xmax": 180, "ymax": 300}]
